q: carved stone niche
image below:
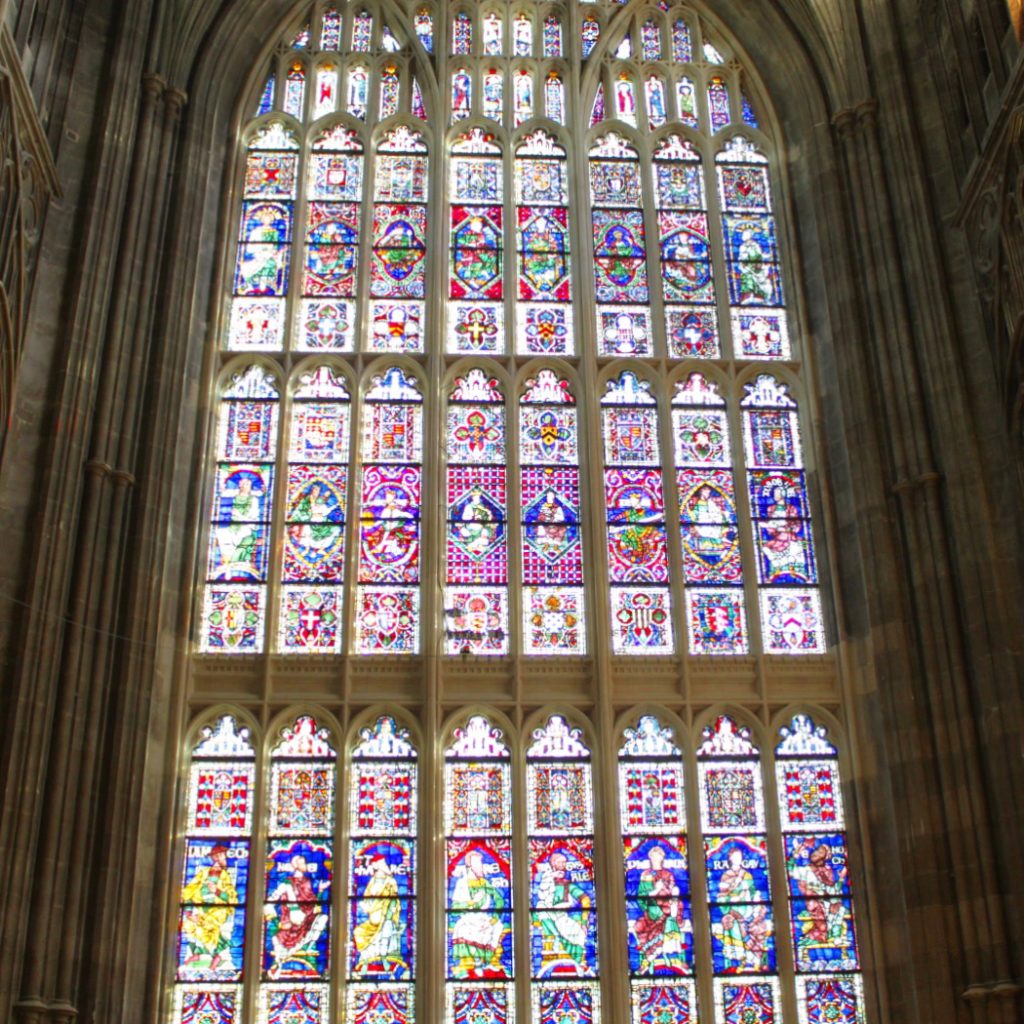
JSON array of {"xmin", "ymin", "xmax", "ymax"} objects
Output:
[{"xmin": 0, "ymin": 25, "xmax": 60, "ymax": 456}]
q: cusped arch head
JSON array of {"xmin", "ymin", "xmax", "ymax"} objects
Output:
[
  {"xmin": 735, "ymin": 364, "xmax": 808, "ymax": 412},
  {"xmin": 512, "ymin": 121, "xmax": 572, "ymax": 158},
  {"xmin": 694, "ymin": 705, "xmax": 770, "ymax": 754},
  {"xmin": 515, "ymin": 358, "xmax": 582, "ymax": 401},
  {"xmin": 668, "ymin": 361, "xmax": 731, "ymax": 401},
  {"xmin": 289, "ymin": 354, "xmax": 357, "ymax": 399},
  {"xmin": 308, "ymin": 110, "xmax": 369, "ymax": 146},
  {"xmin": 360, "ymin": 356, "xmax": 427, "ymax": 403},
  {"xmin": 615, "ymin": 705, "xmax": 690, "ymax": 757},
  {"xmin": 650, "ymin": 120, "xmax": 707, "ymax": 157},
  {"xmin": 523, "ymin": 706, "xmax": 597, "ymax": 758},
  {"xmin": 346, "ymin": 703, "xmax": 425, "ymax": 756},
  {"xmin": 447, "ymin": 117, "xmax": 508, "ymax": 151},
  {"xmin": 770, "ymin": 705, "xmax": 847, "ymax": 755},
  {"xmin": 586, "ymin": 117, "xmax": 646, "ymax": 155},
  {"xmin": 445, "ymin": 359, "xmax": 512, "ymax": 401},
  {"xmin": 241, "ymin": 113, "xmax": 303, "ymax": 149},
  {"xmin": 264, "ymin": 704, "xmax": 343, "ymax": 760},
  {"xmin": 184, "ymin": 706, "xmax": 261, "ymax": 762},
  {"xmin": 599, "ymin": 361, "xmax": 670, "ymax": 410},
  {"xmin": 441, "ymin": 706, "xmax": 518, "ymax": 757},
  {"xmin": 216, "ymin": 354, "xmax": 283, "ymax": 397}
]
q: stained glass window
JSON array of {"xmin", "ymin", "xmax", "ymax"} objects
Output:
[
  {"xmin": 708, "ymin": 76, "xmax": 731, "ymax": 131},
  {"xmin": 355, "ymin": 367, "xmax": 423, "ymax": 653},
  {"xmin": 379, "ymin": 63, "xmax": 400, "ymax": 119},
  {"xmin": 483, "ymin": 12, "xmax": 503, "ymax": 55},
  {"xmin": 258, "ymin": 716, "xmax": 336, "ymax": 1021},
  {"xmin": 675, "ymin": 76, "xmax": 699, "ymax": 128},
  {"xmin": 672, "ymin": 18, "xmax": 692, "ymax": 62},
  {"xmin": 371, "ymin": 126, "xmax": 428, "ymax": 351},
  {"xmin": 590, "ymin": 134, "xmax": 651, "ymax": 356},
  {"xmin": 776, "ymin": 716, "xmax": 866, "ymax": 1023},
  {"xmin": 449, "ymin": 129, "xmax": 505, "ymax": 354},
  {"xmin": 452, "ymin": 11, "xmax": 472, "ymax": 55},
  {"xmin": 542, "ymin": 15, "xmax": 562, "ymax": 57},
  {"xmin": 601, "ymin": 371, "xmax": 673, "ymax": 655},
  {"xmin": 202, "ymin": 365, "xmax": 280, "ymax": 652},
  {"xmin": 187, "ymin": 3, "xmax": 868, "ymax": 1023},
  {"xmin": 741, "ymin": 375, "xmax": 824, "ymax": 653},
  {"xmin": 673, "ymin": 372, "xmax": 747, "ymax": 654},
  {"xmin": 716, "ymin": 137, "xmax": 789, "ymax": 359},
  {"xmin": 302, "ymin": 126, "xmax": 362, "ymax": 353},
  {"xmin": 320, "ymin": 6, "xmax": 341, "ymax": 50},
  {"xmin": 641, "ymin": 19, "xmax": 662, "ymax": 61},
  {"xmin": 581, "ymin": 13, "xmax": 600, "ymax": 58},
  {"xmin": 348, "ymin": 716, "xmax": 418, "ymax": 1024},
  {"xmin": 414, "ymin": 8, "xmax": 433, "ymax": 52},
  {"xmin": 257, "ymin": 74, "xmax": 275, "ymax": 116},
  {"xmin": 653, "ymin": 135, "xmax": 717, "ymax": 358},
  {"xmin": 520, "ymin": 369, "xmax": 586, "ymax": 654},
  {"xmin": 544, "ymin": 71, "xmax": 565, "ymax": 123},
  {"xmin": 698, "ymin": 716, "xmax": 782, "ymax": 1024},
  {"xmin": 173, "ymin": 716, "xmax": 255, "ymax": 1024},
  {"xmin": 445, "ymin": 369, "xmax": 509, "ymax": 655},
  {"xmin": 452, "ymin": 66, "xmax": 473, "ymax": 121},
  {"xmin": 514, "ymin": 67, "xmax": 534, "ymax": 125},
  {"xmin": 352, "ymin": 9, "xmax": 373, "ymax": 51},
  {"xmin": 284, "ymin": 62, "xmax": 306, "ymax": 119},
  {"xmin": 229, "ymin": 122, "xmax": 298, "ymax": 352},
  {"xmin": 514, "ymin": 13, "xmax": 533, "ymax": 56},
  {"xmin": 527, "ymin": 716, "xmax": 600, "ymax": 1024},
  {"xmin": 516, "ymin": 131, "xmax": 573, "ymax": 355},
  {"xmin": 619, "ymin": 716, "xmax": 698, "ymax": 1024},
  {"xmin": 445, "ymin": 716, "xmax": 515, "ymax": 1022},
  {"xmin": 278, "ymin": 365, "xmax": 351, "ymax": 653},
  {"xmin": 346, "ymin": 64, "xmax": 369, "ymax": 119}
]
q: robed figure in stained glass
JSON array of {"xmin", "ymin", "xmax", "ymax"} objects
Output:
[
  {"xmin": 713, "ymin": 848, "xmax": 771, "ymax": 972},
  {"xmin": 788, "ymin": 839, "xmax": 849, "ymax": 949},
  {"xmin": 535, "ymin": 850, "xmax": 592, "ymax": 971},
  {"xmin": 630, "ymin": 844, "xmax": 689, "ymax": 973},
  {"xmin": 180, "ymin": 845, "xmax": 239, "ymax": 974},
  {"xmin": 450, "ymin": 848, "xmax": 509, "ymax": 977},
  {"xmin": 264, "ymin": 852, "xmax": 329, "ymax": 976},
  {"xmin": 353, "ymin": 853, "xmax": 407, "ymax": 974}
]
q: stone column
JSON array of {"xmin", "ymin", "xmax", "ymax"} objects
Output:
[
  {"xmin": 11, "ymin": 66, "xmax": 186, "ymax": 1024},
  {"xmin": 832, "ymin": 98, "xmax": 1020, "ymax": 1024}
]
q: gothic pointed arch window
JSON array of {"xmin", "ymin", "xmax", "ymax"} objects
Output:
[{"xmin": 177, "ymin": 1, "xmax": 875, "ymax": 1021}]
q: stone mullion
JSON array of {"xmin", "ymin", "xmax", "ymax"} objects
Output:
[
  {"xmin": 593, "ymin": 678, "xmax": 629, "ymax": 1024},
  {"xmin": 420, "ymin": 107, "xmax": 446, "ymax": 1024},
  {"xmin": 836, "ymin": 101, "xmax": 1016, "ymax": 1016}
]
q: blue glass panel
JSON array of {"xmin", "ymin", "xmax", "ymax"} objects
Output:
[
  {"xmin": 748, "ymin": 469, "xmax": 810, "ymax": 520},
  {"xmin": 790, "ymin": 899, "xmax": 859, "ymax": 972},
  {"xmin": 785, "ymin": 833, "xmax": 850, "ymax": 898},
  {"xmin": 705, "ymin": 836, "xmax": 770, "ymax": 902},
  {"xmin": 349, "ymin": 839, "xmax": 415, "ymax": 897},
  {"xmin": 709, "ymin": 903, "xmax": 776, "ymax": 973},
  {"xmin": 177, "ymin": 841, "xmax": 249, "ymax": 981},
  {"xmin": 624, "ymin": 836, "xmax": 689, "ymax": 897}
]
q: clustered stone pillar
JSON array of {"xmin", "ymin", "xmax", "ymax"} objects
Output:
[
  {"xmin": 832, "ymin": 99, "xmax": 1020, "ymax": 1024},
  {"xmin": 8, "ymin": 71, "xmax": 187, "ymax": 1024}
]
